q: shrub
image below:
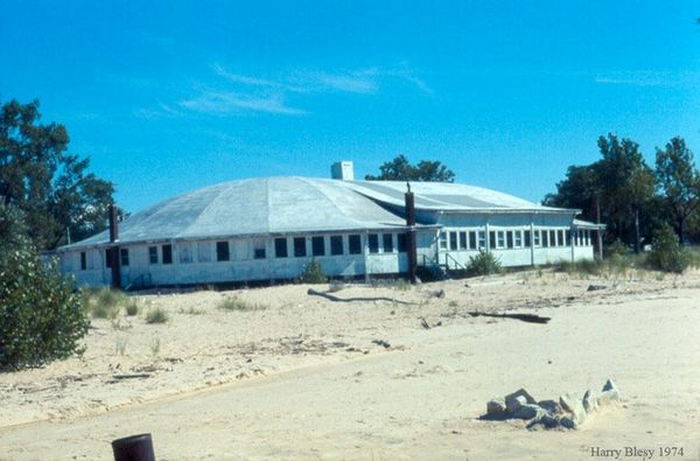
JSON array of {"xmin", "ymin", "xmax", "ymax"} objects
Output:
[
  {"xmin": 125, "ymin": 302, "xmax": 139, "ymax": 316},
  {"xmin": 555, "ymin": 258, "xmax": 601, "ymax": 275},
  {"xmin": 647, "ymin": 224, "xmax": 689, "ymax": 273},
  {"xmin": 0, "ymin": 245, "xmax": 89, "ymax": 371},
  {"xmin": 218, "ymin": 296, "xmax": 264, "ymax": 311},
  {"xmin": 467, "ymin": 250, "xmax": 502, "ymax": 276},
  {"xmin": 297, "ymin": 258, "xmax": 327, "ymax": 284},
  {"xmin": 145, "ymin": 307, "xmax": 169, "ymax": 324}
]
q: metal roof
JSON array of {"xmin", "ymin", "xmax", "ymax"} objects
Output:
[{"xmin": 59, "ymin": 176, "xmax": 574, "ymax": 251}]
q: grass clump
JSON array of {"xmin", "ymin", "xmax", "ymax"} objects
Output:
[
  {"xmin": 81, "ymin": 287, "xmax": 128, "ymax": 319},
  {"xmin": 145, "ymin": 307, "xmax": 169, "ymax": 324},
  {"xmin": 218, "ymin": 296, "xmax": 265, "ymax": 312},
  {"xmin": 297, "ymin": 258, "xmax": 327, "ymax": 284},
  {"xmin": 467, "ymin": 250, "xmax": 502, "ymax": 276},
  {"xmin": 125, "ymin": 301, "xmax": 139, "ymax": 316}
]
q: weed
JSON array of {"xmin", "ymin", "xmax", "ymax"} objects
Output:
[
  {"xmin": 150, "ymin": 337, "xmax": 161, "ymax": 357},
  {"xmin": 115, "ymin": 338, "xmax": 127, "ymax": 356},
  {"xmin": 218, "ymin": 297, "xmax": 265, "ymax": 312},
  {"xmin": 125, "ymin": 302, "xmax": 139, "ymax": 316},
  {"xmin": 145, "ymin": 307, "xmax": 169, "ymax": 324}
]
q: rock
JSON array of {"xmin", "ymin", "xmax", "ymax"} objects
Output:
[
  {"xmin": 537, "ymin": 399, "xmax": 563, "ymax": 414},
  {"xmin": 582, "ymin": 389, "xmax": 598, "ymax": 413},
  {"xmin": 602, "ymin": 378, "xmax": 616, "ymax": 392},
  {"xmin": 559, "ymin": 393, "xmax": 587, "ymax": 425},
  {"xmin": 505, "ymin": 388, "xmax": 537, "ymax": 413},
  {"xmin": 486, "ymin": 399, "xmax": 507, "ymax": 416},
  {"xmin": 540, "ymin": 413, "xmax": 559, "ymax": 428},
  {"xmin": 587, "ymin": 284, "xmax": 607, "ymax": 291},
  {"xmin": 559, "ymin": 415, "xmax": 577, "ymax": 429},
  {"xmin": 513, "ymin": 404, "xmax": 546, "ymax": 420}
]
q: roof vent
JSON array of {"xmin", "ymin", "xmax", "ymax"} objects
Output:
[{"xmin": 331, "ymin": 161, "xmax": 354, "ymax": 181}]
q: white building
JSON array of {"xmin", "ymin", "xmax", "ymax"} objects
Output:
[{"xmin": 57, "ymin": 162, "xmax": 603, "ymax": 288}]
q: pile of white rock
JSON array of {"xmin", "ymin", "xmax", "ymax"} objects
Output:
[{"xmin": 485, "ymin": 379, "xmax": 620, "ymax": 430}]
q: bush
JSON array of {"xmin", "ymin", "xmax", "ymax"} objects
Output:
[
  {"xmin": 467, "ymin": 250, "xmax": 502, "ymax": 276},
  {"xmin": 647, "ymin": 224, "xmax": 689, "ymax": 273},
  {"xmin": 297, "ymin": 258, "xmax": 327, "ymax": 284},
  {"xmin": 555, "ymin": 258, "xmax": 601, "ymax": 275},
  {"xmin": 145, "ymin": 307, "xmax": 169, "ymax": 324},
  {"xmin": 0, "ymin": 246, "xmax": 89, "ymax": 371},
  {"xmin": 125, "ymin": 302, "xmax": 139, "ymax": 316}
]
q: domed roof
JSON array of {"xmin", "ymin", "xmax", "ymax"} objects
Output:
[
  {"xmin": 60, "ymin": 177, "xmax": 408, "ymax": 249},
  {"xmin": 60, "ymin": 176, "xmax": 565, "ymax": 250}
]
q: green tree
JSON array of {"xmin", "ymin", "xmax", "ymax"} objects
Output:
[
  {"xmin": 545, "ymin": 134, "xmax": 655, "ymax": 251},
  {"xmin": 0, "ymin": 99, "xmax": 115, "ymax": 250},
  {"xmin": 655, "ymin": 137, "xmax": 700, "ymax": 243},
  {"xmin": 365, "ymin": 155, "xmax": 455, "ymax": 182},
  {"xmin": 0, "ymin": 202, "xmax": 89, "ymax": 370}
]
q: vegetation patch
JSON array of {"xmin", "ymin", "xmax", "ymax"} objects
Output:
[
  {"xmin": 145, "ymin": 307, "xmax": 169, "ymax": 324},
  {"xmin": 218, "ymin": 297, "xmax": 265, "ymax": 312},
  {"xmin": 297, "ymin": 258, "xmax": 328, "ymax": 284},
  {"xmin": 467, "ymin": 250, "xmax": 502, "ymax": 276}
]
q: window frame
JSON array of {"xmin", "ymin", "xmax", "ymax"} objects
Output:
[{"xmin": 216, "ymin": 241, "xmax": 230, "ymax": 262}]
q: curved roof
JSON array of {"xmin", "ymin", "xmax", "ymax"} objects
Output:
[{"xmin": 59, "ymin": 176, "xmax": 570, "ymax": 250}]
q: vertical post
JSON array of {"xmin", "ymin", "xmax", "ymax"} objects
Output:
[
  {"xmin": 596, "ymin": 196, "xmax": 603, "ymax": 261},
  {"xmin": 109, "ymin": 204, "xmax": 121, "ymax": 289},
  {"xmin": 405, "ymin": 183, "xmax": 417, "ymax": 284},
  {"xmin": 529, "ymin": 220, "xmax": 535, "ymax": 266}
]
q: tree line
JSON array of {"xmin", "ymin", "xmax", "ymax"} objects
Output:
[{"xmin": 544, "ymin": 134, "xmax": 699, "ymax": 251}]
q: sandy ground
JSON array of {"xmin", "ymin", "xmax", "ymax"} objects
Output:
[{"xmin": 1, "ymin": 269, "xmax": 699, "ymax": 460}]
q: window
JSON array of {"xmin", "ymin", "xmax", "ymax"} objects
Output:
[
  {"xmin": 397, "ymin": 233, "xmax": 407, "ymax": 252},
  {"xmin": 106, "ymin": 249, "xmax": 113, "ymax": 268},
  {"xmin": 179, "ymin": 243, "xmax": 193, "ymax": 263},
  {"xmin": 524, "ymin": 230, "xmax": 531, "ymax": 247},
  {"xmin": 197, "ymin": 242, "xmax": 211, "ymax": 263},
  {"xmin": 478, "ymin": 231, "xmax": 486, "ymax": 249},
  {"xmin": 275, "ymin": 238, "xmax": 288, "ymax": 258},
  {"xmin": 294, "ymin": 237, "xmax": 307, "ymax": 257},
  {"xmin": 368, "ymin": 234, "xmax": 379, "ymax": 253},
  {"xmin": 383, "ymin": 234, "xmax": 393, "ymax": 253},
  {"xmin": 506, "ymin": 231, "xmax": 514, "ymax": 249},
  {"xmin": 533, "ymin": 230, "xmax": 540, "ymax": 247},
  {"xmin": 557, "ymin": 230, "xmax": 564, "ymax": 247},
  {"xmin": 312, "ymin": 236, "xmax": 325, "ymax": 256},
  {"xmin": 348, "ymin": 234, "xmax": 362, "ymax": 254},
  {"xmin": 459, "ymin": 231, "xmax": 467, "ymax": 250},
  {"xmin": 550, "ymin": 230, "xmax": 556, "ymax": 247},
  {"xmin": 586, "ymin": 230, "xmax": 591, "ymax": 246},
  {"xmin": 439, "ymin": 232, "xmax": 447, "ymax": 250},
  {"xmin": 149, "ymin": 246, "xmax": 158, "ymax": 264},
  {"xmin": 469, "ymin": 231, "xmax": 477, "ymax": 249},
  {"xmin": 80, "ymin": 252, "xmax": 87, "ymax": 270},
  {"xmin": 542, "ymin": 230, "xmax": 549, "ymax": 247},
  {"xmin": 497, "ymin": 231, "xmax": 505, "ymax": 248},
  {"xmin": 515, "ymin": 231, "xmax": 522, "ymax": 247},
  {"xmin": 216, "ymin": 241, "xmax": 229, "ymax": 261},
  {"xmin": 449, "ymin": 232, "xmax": 458, "ymax": 250},
  {"xmin": 253, "ymin": 240, "xmax": 266, "ymax": 259},
  {"xmin": 489, "ymin": 231, "xmax": 496, "ymax": 249},
  {"xmin": 120, "ymin": 248, "xmax": 129, "ymax": 266},
  {"xmin": 565, "ymin": 230, "xmax": 571, "ymax": 246},
  {"xmin": 330, "ymin": 235, "xmax": 343, "ymax": 255},
  {"xmin": 162, "ymin": 244, "xmax": 173, "ymax": 264}
]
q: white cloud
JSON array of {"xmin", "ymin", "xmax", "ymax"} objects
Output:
[
  {"xmin": 594, "ymin": 71, "xmax": 677, "ymax": 87},
  {"xmin": 179, "ymin": 90, "xmax": 305, "ymax": 115}
]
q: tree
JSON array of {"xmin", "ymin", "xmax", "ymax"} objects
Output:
[
  {"xmin": 0, "ymin": 202, "xmax": 89, "ymax": 370},
  {"xmin": 655, "ymin": 137, "xmax": 700, "ymax": 243},
  {"xmin": 544, "ymin": 134, "xmax": 655, "ymax": 251},
  {"xmin": 0, "ymin": 99, "xmax": 115, "ymax": 250},
  {"xmin": 365, "ymin": 155, "xmax": 455, "ymax": 182}
]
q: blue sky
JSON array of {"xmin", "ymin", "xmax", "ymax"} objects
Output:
[{"xmin": 2, "ymin": 1, "xmax": 699, "ymax": 213}]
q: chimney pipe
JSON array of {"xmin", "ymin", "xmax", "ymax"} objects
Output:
[
  {"xmin": 405, "ymin": 183, "xmax": 417, "ymax": 284},
  {"xmin": 108, "ymin": 204, "xmax": 121, "ymax": 289}
]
